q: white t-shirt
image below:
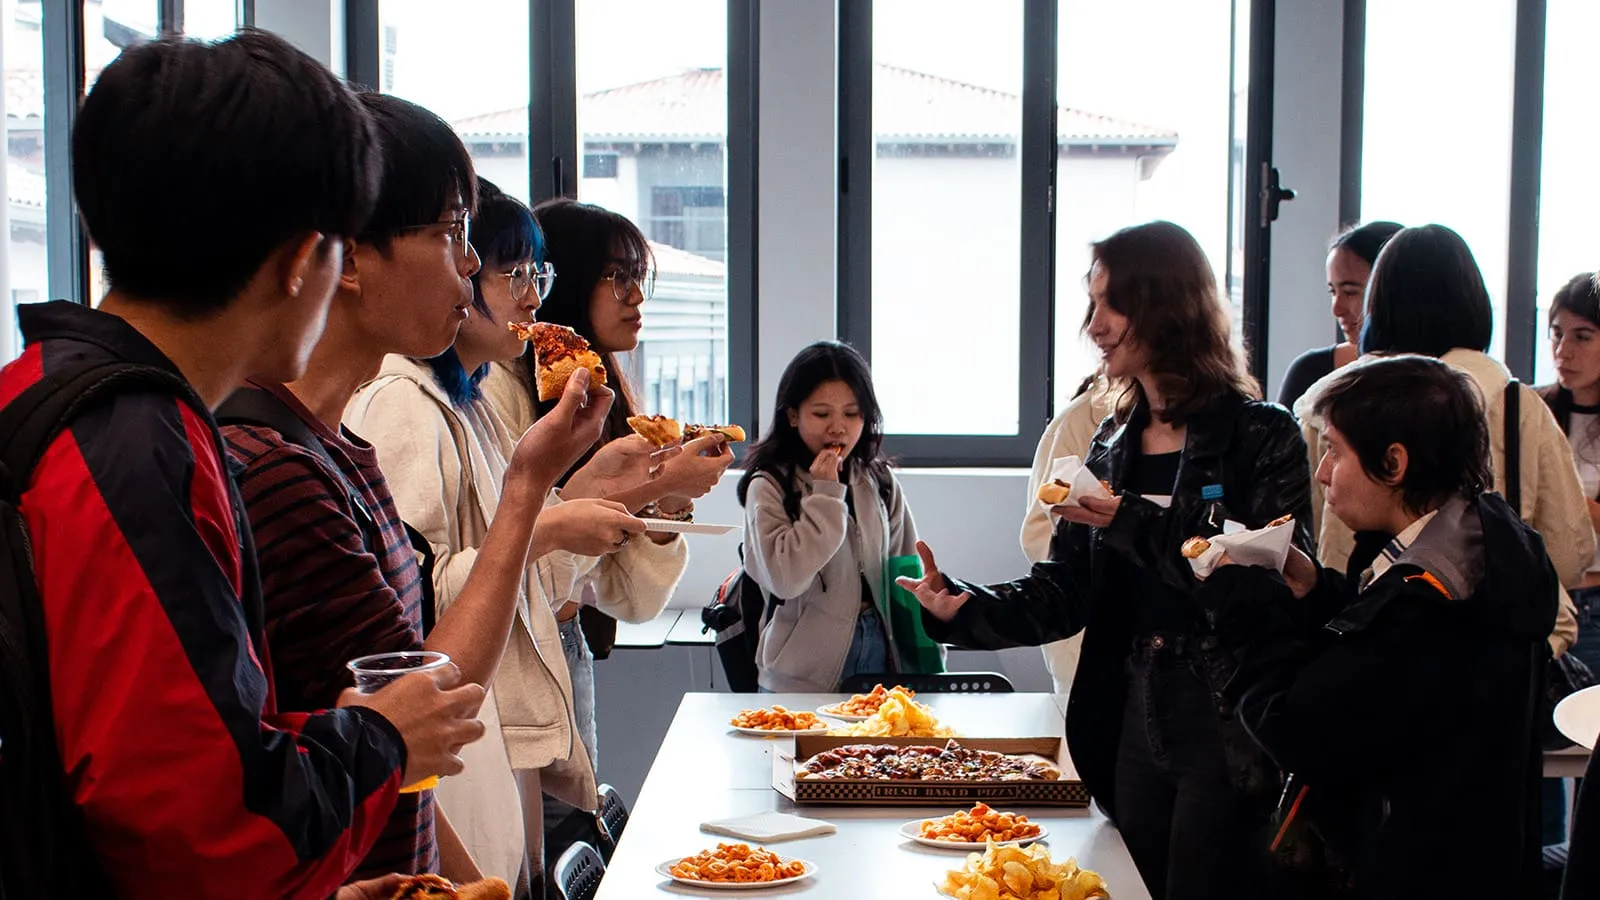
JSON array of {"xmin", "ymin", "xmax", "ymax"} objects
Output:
[{"xmin": 1569, "ymin": 412, "xmax": 1600, "ymax": 572}]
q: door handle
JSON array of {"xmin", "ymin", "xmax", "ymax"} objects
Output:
[{"xmin": 1260, "ymin": 164, "xmax": 1296, "ymax": 226}]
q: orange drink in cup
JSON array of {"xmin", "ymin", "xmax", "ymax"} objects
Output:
[{"xmin": 346, "ymin": 650, "xmax": 452, "ymax": 792}]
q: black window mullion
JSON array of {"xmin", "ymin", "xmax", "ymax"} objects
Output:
[
  {"xmin": 836, "ymin": 0, "xmax": 872, "ymax": 360},
  {"xmin": 238, "ymin": 0, "xmax": 255, "ymax": 28},
  {"xmin": 343, "ymin": 0, "xmax": 380, "ymax": 89},
  {"xmin": 727, "ymin": 0, "xmax": 760, "ymax": 444},
  {"xmin": 530, "ymin": 0, "xmax": 576, "ymax": 204},
  {"xmin": 1016, "ymin": 0, "xmax": 1056, "ymax": 448},
  {"xmin": 1240, "ymin": 0, "xmax": 1277, "ymax": 389},
  {"xmin": 1504, "ymin": 0, "xmax": 1547, "ymax": 383},
  {"xmin": 42, "ymin": 0, "xmax": 88, "ymax": 304},
  {"xmin": 159, "ymin": 0, "xmax": 184, "ymax": 36},
  {"xmin": 1338, "ymin": 0, "xmax": 1365, "ymax": 228}
]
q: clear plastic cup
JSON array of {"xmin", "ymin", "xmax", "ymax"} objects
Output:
[
  {"xmin": 345, "ymin": 650, "xmax": 452, "ymax": 792},
  {"xmin": 346, "ymin": 650, "xmax": 451, "ymax": 693}
]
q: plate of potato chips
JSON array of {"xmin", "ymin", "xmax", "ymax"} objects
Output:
[
  {"xmin": 936, "ymin": 842, "xmax": 1109, "ymax": 900},
  {"xmin": 901, "ymin": 803, "xmax": 1048, "ymax": 850},
  {"xmin": 825, "ymin": 686, "xmax": 957, "ymax": 738}
]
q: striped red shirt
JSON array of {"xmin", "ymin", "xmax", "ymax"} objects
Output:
[{"xmin": 223, "ymin": 382, "xmax": 438, "ymax": 879}]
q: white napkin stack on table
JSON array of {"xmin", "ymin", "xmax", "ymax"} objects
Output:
[
  {"xmin": 700, "ymin": 811, "xmax": 838, "ymax": 843},
  {"xmin": 1038, "ymin": 455, "xmax": 1114, "ymax": 511},
  {"xmin": 1188, "ymin": 518, "xmax": 1296, "ymax": 580}
]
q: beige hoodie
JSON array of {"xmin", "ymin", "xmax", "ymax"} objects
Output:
[
  {"xmin": 345, "ymin": 355, "xmax": 675, "ymax": 884},
  {"xmin": 1295, "ymin": 348, "xmax": 1587, "ymax": 654}
]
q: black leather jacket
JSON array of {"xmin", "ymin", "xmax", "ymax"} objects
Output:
[{"xmin": 922, "ymin": 390, "xmax": 1313, "ymax": 819}]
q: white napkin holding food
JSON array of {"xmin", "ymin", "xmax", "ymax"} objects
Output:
[
  {"xmin": 1036, "ymin": 455, "xmax": 1114, "ymax": 511},
  {"xmin": 1186, "ymin": 517, "xmax": 1296, "ymax": 579},
  {"xmin": 700, "ymin": 811, "xmax": 838, "ymax": 843}
]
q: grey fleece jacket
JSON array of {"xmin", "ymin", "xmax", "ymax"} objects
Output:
[{"xmin": 742, "ymin": 465, "xmax": 931, "ymax": 691}]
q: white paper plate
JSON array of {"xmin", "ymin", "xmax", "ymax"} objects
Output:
[
  {"xmin": 642, "ymin": 518, "xmax": 741, "ymax": 535},
  {"xmin": 656, "ymin": 858, "xmax": 816, "ymax": 889},
  {"xmin": 898, "ymin": 819, "xmax": 1048, "ymax": 851},
  {"xmin": 815, "ymin": 704, "xmax": 871, "ymax": 722},
  {"xmin": 729, "ymin": 722, "xmax": 831, "ymax": 737},
  {"xmin": 1555, "ymin": 683, "xmax": 1600, "ymax": 749}
]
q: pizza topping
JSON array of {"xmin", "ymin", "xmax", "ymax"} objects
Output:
[
  {"xmin": 796, "ymin": 740, "xmax": 1062, "ymax": 782},
  {"xmin": 523, "ymin": 322, "xmax": 593, "ymax": 362}
]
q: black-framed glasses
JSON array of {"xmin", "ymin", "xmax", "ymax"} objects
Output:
[
  {"xmin": 504, "ymin": 261, "xmax": 557, "ymax": 302},
  {"xmin": 600, "ymin": 266, "xmax": 655, "ymax": 302},
  {"xmin": 396, "ymin": 211, "xmax": 472, "ymax": 262}
]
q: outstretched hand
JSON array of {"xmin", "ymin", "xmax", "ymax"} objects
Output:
[
  {"xmin": 335, "ymin": 875, "xmax": 405, "ymax": 900},
  {"xmin": 895, "ymin": 540, "xmax": 971, "ymax": 623},
  {"xmin": 1053, "ymin": 494, "xmax": 1121, "ymax": 529}
]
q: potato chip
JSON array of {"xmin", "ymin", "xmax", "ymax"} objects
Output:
[
  {"xmin": 936, "ymin": 842, "xmax": 1109, "ymax": 900},
  {"xmin": 826, "ymin": 687, "xmax": 956, "ymax": 738}
]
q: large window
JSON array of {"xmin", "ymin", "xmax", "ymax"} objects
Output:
[
  {"xmin": 6, "ymin": 0, "xmax": 48, "ymax": 361},
  {"xmin": 1533, "ymin": 0, "xmax": 1600, "ymax": 386},
  {"xmin": 840, "ymin": 0, "xmax": 1254, "ymax": 463},
  {"xmin": 181, "ymin": 0, "xmax": 239, "ymax": 39},
  {"xmin": 576, "ymin": 0, "xmax": 730, "ymax": 425},
  {"xmin": 380, "ymin": 0, "xmax": 531, "ymax": 202},
  {"xmin": 1054, "ymin": 0, "xmax": 1243, "ymax": 409},
  {"xmin": 1358, "ymin": 0, "xmax": 1517, "ymax": 359},
  {"xmin": 866, "ymin": 0, "xmax": 1024, "ymax": 437}
]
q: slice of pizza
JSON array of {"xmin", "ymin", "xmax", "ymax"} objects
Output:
[
  {"xmin": 628, "ymin": 414, "xmax": 683, "ymax": 447},
  {"xmin": 511, "ymin": 321, "xmax": 609, "ymax": 401},
  {"xmin": 683, "ymin": 423, "xmax": 747, "ymax": 443}
]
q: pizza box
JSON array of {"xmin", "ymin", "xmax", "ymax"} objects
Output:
[{"xmin": 772, "ymin": 735, "xmax": 1089, "ymax": 807}]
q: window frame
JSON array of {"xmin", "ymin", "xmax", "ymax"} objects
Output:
[
  {"xmin": 1339, "ymin": 0, "xmax": 1547, "ymax": 382},
  {"xmin": 837, "ymin": 0, "xmax": 1276, "ymax": 466}
]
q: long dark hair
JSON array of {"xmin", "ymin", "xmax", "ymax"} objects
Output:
[
  {"xmin": 422, "ymin": 177, "xmax": 541, "ymax": 407},
  {"xmin": 737, "ymin": 341, "xmax": 893, "ymax": 521},
  {"xmin": 1085, "ymin": 221, "xmax": 1258, "ymax": 424},
  {"xmin": 526, "ymin": 198, "xmax": 651, "ymax": 448},
  {"xmin": 1359, "ymin": 224, "xmax": 1494, "ymax": 357}
]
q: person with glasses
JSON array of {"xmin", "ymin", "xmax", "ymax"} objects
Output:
[
  {"xmin": 480, "ymin": 198, "xmax": 733, "ymax": 872},
  {"xmin": 349, "ymin": 178, "xmax": 684, "ymax": 893},
  {"xmin": 220, "ymin": 99, "xmax": 617, "ymax": 893}
]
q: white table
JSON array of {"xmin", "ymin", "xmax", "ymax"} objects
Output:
[
  {"xmin": 594, "ymin": 692, "xmax": 1151, "ymax": 899},
  {"xmin": 613, "ymin": 609, "xmax": 683, "ymax": 649}
]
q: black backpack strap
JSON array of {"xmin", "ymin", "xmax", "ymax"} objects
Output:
[
  {"xmin": 1505, "ymin": 380, "xmax": 1522, "ymax": 512},
  {"xmin": 216, "ymin": 387, "xmax": 438, "ymax": 637}
]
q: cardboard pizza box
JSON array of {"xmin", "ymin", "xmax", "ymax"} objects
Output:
[{"xmin": 772, "ymin": 736, "xmax": 1089, "ymax": 807}]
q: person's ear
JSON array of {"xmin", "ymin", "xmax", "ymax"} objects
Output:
[
  {"xmin": 1383, "ymin": 442, "xmax": 1410, "ymax": 487},
  {"xmin": 283, "ymin": 232, "xmax": 326, "ymax": 300},
  {"xmin": 339, "ymin": 240, "xmax": 363, "ymax": 295},
  {"xmin": 786, "ymin": 407, "xmax": 799, "ymax": 429}
]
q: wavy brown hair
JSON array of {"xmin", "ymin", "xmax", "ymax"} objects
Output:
[{"xmin": 1084, "ymin": 220, "xmax": 1258, "ymax": 424}]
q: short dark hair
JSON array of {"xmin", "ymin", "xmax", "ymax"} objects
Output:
[
  {"xmin": 1550, "ymin": 271, "xmax": 1600, "ymax": 328},
  {"xmin": 1313, "ymin": 355, "xmax": 1491, "ymax": 515},
  {"xmin": 1359, "ymin": 224, "xmax": 1494, "ymax": 357},
  {"xmin": 1085, "ymin": 220, "xmax": 1257, "ymax": 424},
  {"xmin": 356, "ymin": 93, "xmax": 477, "ymax": 249},
  {"xmin": 469, "ymin": 177, "xmax": 542, "ymax": 317},
  {"xmin": 73, "ymin": 30, "xmax": 379, "ymax": 315},
  {"xmin": 1330, "ymin": 221, "xmax": 1404, "ymax": 266}
]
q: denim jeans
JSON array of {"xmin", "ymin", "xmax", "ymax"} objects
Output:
[
  {"xmin": 757, "ymin": 606, "xmax": 890, "ymax": 693},
  {"xmin": 1114, "ymin": 642, "xmax": 1258, "ymax": 900}
]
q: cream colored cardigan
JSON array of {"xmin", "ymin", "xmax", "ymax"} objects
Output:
[
  {"xmin": 1020, "ymin": 382, "xmax": 1112, "ymax": 696},
  {"xmin": 479, "ymin": 361, "xmax": 690, "ymax": 614},
  {"xmin": 344, "ymin": 356, "xmax": 678, "ymax": 884},
  {"xmin": 1295, "ymin": 348, "xmax": 1588, "ymax": 654}
]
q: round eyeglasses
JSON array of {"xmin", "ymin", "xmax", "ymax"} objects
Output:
[
  {"xmin": 600, "ymin": 266, "xmax": 655, "ymax": 302},
  {"xmin": 504, "ymin": 261, "xmax": 556, "ymax": 302}
]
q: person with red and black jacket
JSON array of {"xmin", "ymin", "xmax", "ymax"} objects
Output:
[{"xmin": 0, "ymin": 33, "xmax": 486, "ymax": 899}]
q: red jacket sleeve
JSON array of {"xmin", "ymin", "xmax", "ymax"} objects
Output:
[{"xmin": 24, "ymin": 395, "xmax": 404, "ymax": 899}]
